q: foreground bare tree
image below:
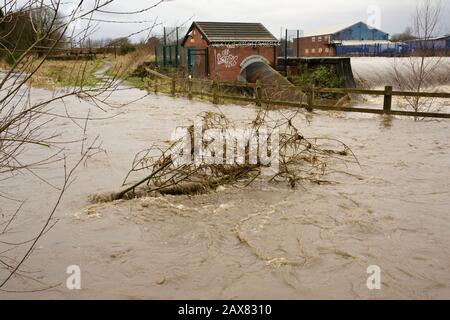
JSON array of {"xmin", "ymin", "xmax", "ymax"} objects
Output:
[
  {"xmin": 0, "ymin": 0, "xmax": 161, "ymax": 291},
  {"xmin": 394, "ymin": 0, "xmax": 447, "ymax": 117}
]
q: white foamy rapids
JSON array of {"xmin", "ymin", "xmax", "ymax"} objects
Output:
[{"xmin": 351, "ymin": 57, "xmax": 450, "ymax": 91}]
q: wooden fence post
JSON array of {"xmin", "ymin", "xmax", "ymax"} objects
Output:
[
  {"xmin": 256, "ymin": 80, "xmax": 262, "ymax": 107},
  {"xmin": 384, "ymin": 86, "xmax": 392, "ymax": 113},
  {"xmin": 154, "ymin": 78, "xmax": 158, "ymax": 95},
  {"xmin": 212, "ymin": 77, "xmax": 219, "ymax": 105},
  {"xmin": 143, "ymin": 78, "xmax": 149, "ymax": 92},
  {"xmin": 171, "ymin": 78, "xmax": 176, "ymax": 97},
  {"xmin": 307, "ymin": 86, "xmax": 315, "ymax": 112},
  {"xmin": 188, "ymin": 79, "xmax": 193, "ymax": 100}
]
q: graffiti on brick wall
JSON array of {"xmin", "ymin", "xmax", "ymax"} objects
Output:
[{"xmin": 217, "ymin": 49, "xmax": 238, "ymax": 68}]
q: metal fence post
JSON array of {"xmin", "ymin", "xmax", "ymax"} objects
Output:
[
  {"xmin": 284, "ymin": 28, "xmax": 288, "ymax": 75},
  {"xmin": 176, "ymin": 27, "xmax": 180, "ymax": 67},
  {"xmin": 384, "ymin": 86, "xmax": 392, "ymax": 113},
  {"xmin": 163, "ymin": 27, "xmax": 167, "ymax": 67}
]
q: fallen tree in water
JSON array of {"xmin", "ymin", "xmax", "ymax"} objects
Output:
[{"xmin": 93, "ymin": 110, "xmax": 358, "ymax": 203}]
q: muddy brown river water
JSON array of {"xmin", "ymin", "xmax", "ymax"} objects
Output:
[{"xmin": 1, "ymin": 59, "xmax": 449, "ymax": 299}]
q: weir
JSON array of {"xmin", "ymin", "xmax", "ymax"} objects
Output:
[{"xmin": 351, "ymin": 57, "xmax": 450, "ymax": 89}]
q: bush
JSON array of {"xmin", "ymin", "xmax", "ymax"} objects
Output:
[
  {"xmin": 107, "ymin": 37, "xmax": 137, "ymax": 55},
  {"xmin": 288, "ymin": 64, "xmax": 342, "ymax": 88},
  {"xmin": 4, "ymin": 52, "xmax": 22, "ymax": 65},
  {"xmin": 120, "ymin": 43, "xmax": 136, "ymax": 55}
]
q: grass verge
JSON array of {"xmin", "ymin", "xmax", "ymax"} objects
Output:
[{"xmin": 28, "ymin": 58, "xmax": 105, "ymax": 88}]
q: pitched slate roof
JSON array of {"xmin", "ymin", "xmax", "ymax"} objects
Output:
[{"xmin": 183, "ymin": 21, "xmax": 279, "ymax": 45}]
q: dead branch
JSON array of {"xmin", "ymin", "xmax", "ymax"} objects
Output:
[{"xmin": 104, "ymin": 110, "xmax": 357, "ymax": 202}]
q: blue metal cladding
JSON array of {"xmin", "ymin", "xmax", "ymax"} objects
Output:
[
  {"xmin": 404, "ymin": 36, "xmax": 450, "ymax": 53},
  {"xmin": 336, "ymin": 37, "xmax": 450, "ymax": 56},
  {"xmin": 335, "ymin": 43, "xmax": 407, "ymax": 56},
  {"xmin": 331, "ymin": 22, "xmax": 389, "ymax": 41}
]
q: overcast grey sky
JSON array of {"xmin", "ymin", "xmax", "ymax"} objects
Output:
[{"xmin": 88, "ymin": 0, "xmax": 449, "ymax": 40}]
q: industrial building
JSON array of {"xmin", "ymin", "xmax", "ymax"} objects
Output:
[
  {"xmin": 334, "ymin": 40, "xmax": 408, "ymax": 56},
  {"xmin": 404, "ymin": 35, "xmax": 450, "ymax": 55},
  {"xmin": 294, "ymin": 21, "xmax": 391, "ymax": 57},
  {"xmin": 181, "ymin": 21, "xmax": 280, "ymax": 80}
]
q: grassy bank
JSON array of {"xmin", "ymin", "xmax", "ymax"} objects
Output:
[
  {"xmin": 29, "ymin": 58, "xmax": 105, "ymax": 88},
  {"xmin": 122, "ymin": 76, "xmax": 147, "ymax": 89},
  {"xmin": 0, "ymin": 56, "xmax": 106, "ymax": 89},
  {"xmin": 22, "ymin": 45, "xmax": 163, "ymax": 90},
  {"xmin": 106, "ymin": 46, "xmax": 155, "ymax": 89},
  {"xmin": 24, "ymin": 51, "xmax": 153, "ymax": 90}
]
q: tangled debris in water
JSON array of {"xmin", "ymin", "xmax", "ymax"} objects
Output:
[{"xmin": 91, "ymin": 110, "xmax": 358, "ymax": 203}]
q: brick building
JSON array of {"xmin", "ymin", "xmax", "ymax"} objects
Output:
[
  {"xmin": 294, "ymin": 21, "xmax": 389, "ymax": 57},
  {"xmin": 181, "ymin": 22, "xmax": 279, "ymax": 81}
]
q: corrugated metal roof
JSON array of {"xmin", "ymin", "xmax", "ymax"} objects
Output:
[
  {"xmin": 193, "ymin": 21, "xmax": 279, "ymax": 43},
  {"xmin": 405, "ymin": 35, "xmax": 450, "ymax": 42},
  {"xmin": 333, "ymin": 40, "xmax": 393, "ymax": 46}
]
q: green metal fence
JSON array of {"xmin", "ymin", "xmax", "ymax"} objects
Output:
[
  {"xmin": 155, "ymin": 44, "xmax": 180, "ymax": 68},
  {"xmin": 155, "ymin": 26, "xmax": 186, "ymax": 70}
]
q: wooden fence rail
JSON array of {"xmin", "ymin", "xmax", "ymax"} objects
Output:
[{"xmin": 146, "ymin": 76, "xmax": 450, "ymax": 119}]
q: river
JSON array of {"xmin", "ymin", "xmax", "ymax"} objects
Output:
[{"xmin": 0, "ymin": 58, "xmax": 449, "ymax": 299}]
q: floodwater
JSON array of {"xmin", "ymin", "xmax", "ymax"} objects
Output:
[
  {"xmin": 352, "ymin": 57, "xmax": 450, "ymax": 90},
  {"xmin": 0, "ymin": 58, "xmax": 449, "ymax": 299}
]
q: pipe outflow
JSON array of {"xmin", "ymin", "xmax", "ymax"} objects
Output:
[
  {"xmin": 239, "ymin": 55, "xmax": 294, "ymax": 87},
  {"xmin": 238, "ymin": 56, "xmax": 358, "ymax": 103},
  {"xmin": 239, "ymin": 57, "xmax": 304, "ymax": 102}
]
